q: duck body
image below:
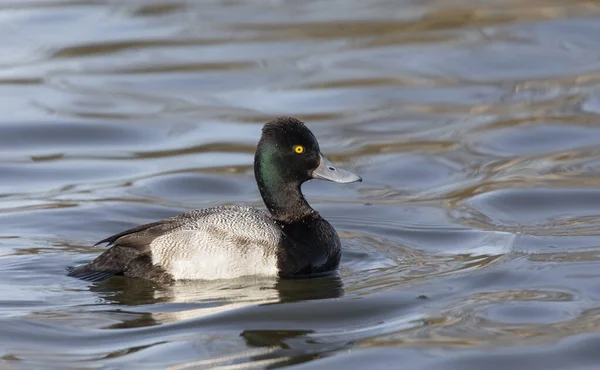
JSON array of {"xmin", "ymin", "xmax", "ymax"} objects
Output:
[
  {"xmin": 69, "ymin": 117, "xmax": 360, "ymax": 283},
  {"xmin": 71, "ymin": 205, "xmax": 341, "ymax": 283}
]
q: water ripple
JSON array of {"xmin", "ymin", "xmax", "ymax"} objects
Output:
[{"xmin": 2, "ymin": 0, "xmax": 600, "ymax": 369}]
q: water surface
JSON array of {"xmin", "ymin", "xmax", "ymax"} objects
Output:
[{"xmin": 2, "ymin": 0, "xmax": 600, "ymax": 369}]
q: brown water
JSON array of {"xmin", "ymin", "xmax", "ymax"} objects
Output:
[{"xmin": 2, "ymin": 0, "xmax": 600, "ymax": 369}]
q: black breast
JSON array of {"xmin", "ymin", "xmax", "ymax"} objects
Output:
[{"xmin": 276, "ymin": 215, "xmax": 341, "ymax": 278}]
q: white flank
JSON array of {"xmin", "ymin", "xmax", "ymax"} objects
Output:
[{"xmin": 150, "ymin": 230, "xmax": 279, "ymax": 280}]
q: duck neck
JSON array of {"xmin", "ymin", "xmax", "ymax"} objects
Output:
[{"xmin": 255, "ymin": 147, "xmax": 314, "ymax": 222}]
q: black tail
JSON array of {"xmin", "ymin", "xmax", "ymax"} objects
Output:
[
  {"xmin": 67, "ymin": 246, "xmax": 142, "ymax": 282},
  {"xmin": 67, "ymin": 265, "xmax": 119, "ymax": 282}
]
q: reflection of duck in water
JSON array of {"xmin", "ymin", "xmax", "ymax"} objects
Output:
[
  {"xmin": 69, "ymin": 117, "xmax": 361, "ymax": 283},
  {"xmin": 95, "ymin": 274, "xmax": 345, "ymax": 326}
]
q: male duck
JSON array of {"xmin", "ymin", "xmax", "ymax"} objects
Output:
[{"xmin": 68, "ymin": 117, "xmax": 362, "ymax": 283}]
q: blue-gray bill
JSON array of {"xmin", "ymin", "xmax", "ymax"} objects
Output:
[{"xmin": 311, "ymin": 153, "xmax": 362, "ymax": 183}]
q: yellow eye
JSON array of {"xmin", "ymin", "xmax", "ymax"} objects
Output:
[{"xmin": 294, "ymin": 145, "xmax": 304, "ymax": 154}]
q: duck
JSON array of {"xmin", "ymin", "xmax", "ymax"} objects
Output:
[{"xmin": 68, "ymin": 117, "xmax": 362, "ymax": 283}]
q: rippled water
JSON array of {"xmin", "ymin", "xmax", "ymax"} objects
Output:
[{"xmin": 2, "ymin": 0, "xmax": 600, "ymax": 368}]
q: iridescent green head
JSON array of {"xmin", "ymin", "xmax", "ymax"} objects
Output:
[{"xmin": 254, "ymin": 117, "xmax": 361, "ymax": 219}]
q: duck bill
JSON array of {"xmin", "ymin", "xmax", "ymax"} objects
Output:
[{"xmin": 311, "ymin": 153, "xmax": 362, "ymax": 183}]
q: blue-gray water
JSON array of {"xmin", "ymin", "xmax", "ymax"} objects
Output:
[{"xmin": 2, "ymin": 1, "xmax": 600, "ymax": 369}]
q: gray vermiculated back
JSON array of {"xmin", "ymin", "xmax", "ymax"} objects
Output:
[{"xmin": 149, "ymin": 205, "xmax": 283, "ymax": 254}]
